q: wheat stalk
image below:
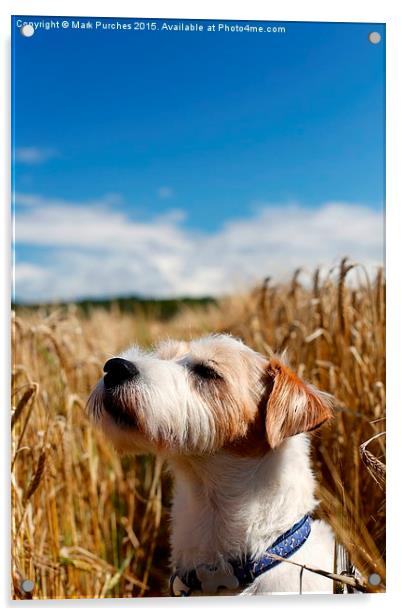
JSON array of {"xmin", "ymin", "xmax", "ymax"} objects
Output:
[{"xmin": 360, "ymin": 432, "xmax": 386, "ymax": 490}]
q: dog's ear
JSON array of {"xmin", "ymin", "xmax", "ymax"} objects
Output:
[{"xmin": 264, "ymin": 358, "xmax": 333, "ymax": 449}]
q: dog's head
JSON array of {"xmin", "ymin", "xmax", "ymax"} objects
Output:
[{"xmin": 87, "ymin": 334, "xmax": 333, "ymax": 456}]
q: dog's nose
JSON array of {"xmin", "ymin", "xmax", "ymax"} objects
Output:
[{"xmin": 103, "ymin": 358, "xmax": 139, "ymax": 388}]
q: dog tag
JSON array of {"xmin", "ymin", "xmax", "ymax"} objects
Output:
[{"xmin": 195, "ymin": 562, "xmax": 239, "ymax": 594}]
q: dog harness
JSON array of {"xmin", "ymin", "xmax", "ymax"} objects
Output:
[{"xmin": 169, "ymin": 514, "xmax": 312, "ymax": 596}]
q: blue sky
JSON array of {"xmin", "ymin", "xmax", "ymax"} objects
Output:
[{"xmin": 12, "ymin": 17, "xmax": 385, "ymax": 301}]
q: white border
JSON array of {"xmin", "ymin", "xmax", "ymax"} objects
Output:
[{"xmin": 1, "ymin": 1, "xmax": 401, "ymax": 613}]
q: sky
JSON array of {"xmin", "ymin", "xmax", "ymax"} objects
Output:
[{"xmin": 12, "ymin": 16, "xmax": 385, "ymax": 302}]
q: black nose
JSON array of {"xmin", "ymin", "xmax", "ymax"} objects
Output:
[{"xmin": 103, "ymin": 358, "xmax": 139, "ymax": 388}]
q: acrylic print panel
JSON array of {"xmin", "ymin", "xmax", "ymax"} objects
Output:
[{"xmin": 11, "ymin": 15, "xmax": 385, "ymax": 599}]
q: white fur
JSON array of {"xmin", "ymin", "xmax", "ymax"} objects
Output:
[{"xmin": 169, "ymin": 436, "xmax": 334, "ymax": 594}]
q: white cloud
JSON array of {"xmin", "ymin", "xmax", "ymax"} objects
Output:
[
  {"xmin": 14, "ymin": 147, "xmax": 59, "ymax": 165},
  {"xmin": 13, "ymin": 193, "xmax": 383, "ymax": 302}
]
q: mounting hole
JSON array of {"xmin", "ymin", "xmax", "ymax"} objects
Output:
[
  {"xmin": 20, "ymin": 24, "xmax": 35, "ymax": 37},
  {"xmin": 368, "ymin": 32, "xmax": 381, "ymax": 45},
  {"xmin": 368, "ymin": 573, "xmax": 381, "ymax": 586},
  {"xmin": 21, "ymin": 579, "xmax": 34, "ymax": 593}
]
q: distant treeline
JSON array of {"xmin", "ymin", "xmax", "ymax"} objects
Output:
[{"xmin": 12, "ymin": 296, "xmax": 217, "ymax": 320}]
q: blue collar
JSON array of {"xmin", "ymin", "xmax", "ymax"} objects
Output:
[{"xmin": 170, "ymin": 515, "xmax": 312, "ymax": 596}]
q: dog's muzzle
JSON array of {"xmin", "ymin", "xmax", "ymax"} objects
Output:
[{"xmin": 100, "ymin": 358, "xmax": 140, "ymax": 428}]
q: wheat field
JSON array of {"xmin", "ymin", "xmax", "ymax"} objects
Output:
[{"xmin": 11, "ymin": 259, "xmax": 386, "ymax": 598}]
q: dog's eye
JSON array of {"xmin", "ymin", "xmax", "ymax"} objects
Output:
[{"xmin": 191, "ymin": 363, "xmax": 221, "ymax": 380}]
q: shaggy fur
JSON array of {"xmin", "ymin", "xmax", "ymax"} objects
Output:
[{"xmin": 87, "ymin": 334, "xmax": 335, "ymax": 594}]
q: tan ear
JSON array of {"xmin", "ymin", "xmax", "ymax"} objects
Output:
[{"xmin": 265, "ymin": 358, "xmax": 333, "ymax": 449}]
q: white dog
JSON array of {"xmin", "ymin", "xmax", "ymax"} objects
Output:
[{"xmin": 87, "ymin": 334, "xmax": 335, "ymax": 595}]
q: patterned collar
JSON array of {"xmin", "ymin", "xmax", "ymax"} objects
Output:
[{"xmin": 170, "ymin": 515, "xmax": 312, "ymax": 596}]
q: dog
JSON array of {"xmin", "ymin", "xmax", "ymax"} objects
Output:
[{"xmin": 87, "ymin": 334, "xmax": 335, "ymax": 595}]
